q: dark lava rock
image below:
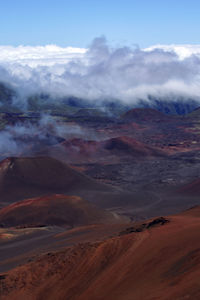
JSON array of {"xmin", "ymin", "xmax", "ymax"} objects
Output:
[
  {"xmin": 119, "ymin": 217, "xmax": 169, "ymax": 236},
  {"xmin": 146, "ymin": 217, "xmax": 169, "ymax": 228}
]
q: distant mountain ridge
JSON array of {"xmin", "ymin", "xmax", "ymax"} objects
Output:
[{"xmin": 0, "ymin": 81, "xmax": 199, "ymax": 116}]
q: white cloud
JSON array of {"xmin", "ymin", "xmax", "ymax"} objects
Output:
[
  {"xmin": 1, "ymin": 38, "xmax": 200, "ymax": 104},
  {"xmin": 0, "ymin": 45, "xmax": 87, "ymax": 67},
  {"xmin": 145, "ymin": 44, "xmax": 200, "ymax": 60}
]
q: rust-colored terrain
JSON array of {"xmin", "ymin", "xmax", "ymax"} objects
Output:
[
  {"xmin": 0, "ymin": 194, "xmax": 121, "ymax": 228},
  {"xmin": 0, "ymin": 156, "xmax": 113, "ymax": 205},
  {"xmin": 1, "ymin": 106, "xmax": 200, "ymax": 299},
  {"xmin": 1, "ymin": 208, "xmax": 200, "ymax": 300}
]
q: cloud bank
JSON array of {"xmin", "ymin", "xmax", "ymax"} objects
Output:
[
  {"xmin": 145, "ymin": 44, "xmax": 200, "ymax": 60},
  {"xmin": 0, "ymin": 45, "xmax": 87, "ymax": 67},
  {"xmin": 1, "ymin": 37, "xmax": 200, "ymax": 105}
]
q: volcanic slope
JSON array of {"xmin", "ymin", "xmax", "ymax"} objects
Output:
[
  {"xmin": 2, "ymin": 207, "xmax": 200, "ymax": 299},
  {"xmin": 122, "ymin": 107, "xmax": 169, "ymax": 122},
  {"xmin": 0, "ymin": 156, "xmax": 112, "ymax": 204},
  {"xmin": 0, "ymin": 194, "xmax": 120, "ymax": 228},
  {"xmin": 40, "ymin": 135, "xmax": 165, "ymax": 164},
  {"xmin": 177, "ymin": 178, "xmax": 200, "ymax": 196},
  {"xmin": 103, "ymin": 136, "xmax": 165, "ymax": 158}
]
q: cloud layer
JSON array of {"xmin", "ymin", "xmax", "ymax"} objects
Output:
[
  {"xmin": 0, "ymin": 45, "xmax": 87, "ymax": 67},
  {"xmin": 145, "ymin": 44, "xmax": 200, "ymax": 60},
  {"xmin": 1, "ymin": 38, "xmax": 200, "ymax": 105}
]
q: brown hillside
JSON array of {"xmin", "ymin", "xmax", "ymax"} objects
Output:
[
  {"xmin": 2, "ymin": 208, "xmax": 200, "ymax": 299},
  {"xmin": 177, "ymin": 178, "xmax": 200, "ymax": 196},
  {"xmin": 122, "ymin": 107, "xmax": 167, "ymax": 121},
  {"xmin": 0, "ymin": 156, "xmax": 108, "ymax": 203},
  {"xmin": 104, "ymin": 136, "xmax": 164, "ymax": 157},
  {"xmin": 0, "ymin": 194, "xmax": 119, "ymax": 228}
]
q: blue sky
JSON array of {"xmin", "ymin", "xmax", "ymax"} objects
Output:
[{"xmin": 0, "ymin": 0, "xmax": 200, "ymax": 47}]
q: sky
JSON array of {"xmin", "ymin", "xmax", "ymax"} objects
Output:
[
  {"xmin": 0, "ymin": 0, "xmax": 200, "ymax": 47},
  {"xmin": 1, "ymin": 0, "xmax": 200, "ymax": 107}
]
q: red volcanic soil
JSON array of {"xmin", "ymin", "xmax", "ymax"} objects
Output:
[
  {"xmin": 2, "ymin": 208, "xmax": 200, "ymax": 299},
  {"xmin": 122, "ymin": 107, "xmax": 168, "ymax": 122},
  {"xmin": 103, "ymin": 136, "xmax": 164, "ymax": 157},
  {"xmin": 0, "ymin": 194, "xmax": 119, "ymax": 228},
  {"xmin": 178, "ymin": 178, "xmax": 200, "ymax": 196},
  {"xmin": 0, "ymin": 156, "xmax": 109, "ymax": 203},
  {"xmin": 60, "ymin": 138, "xmax": 101, "ymax": 162},
  {"xmin": 35, "ymin": 138, "xmax": 101, "ymax": 164},
  {"xmin": 65, "ymin": 136, "xmax": 164, "ymax": 158},
  {"xmin": 46, "ymin": 136, "xmax": 165, "ymax": 164},
  {"xmin": 63, "ymin": 138, "xmax": 99, "ymax": 154}
]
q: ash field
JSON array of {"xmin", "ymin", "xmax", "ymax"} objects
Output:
[{"xmin": 1, "ymin": 80, "xmax": 200, "ymax": 299}]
